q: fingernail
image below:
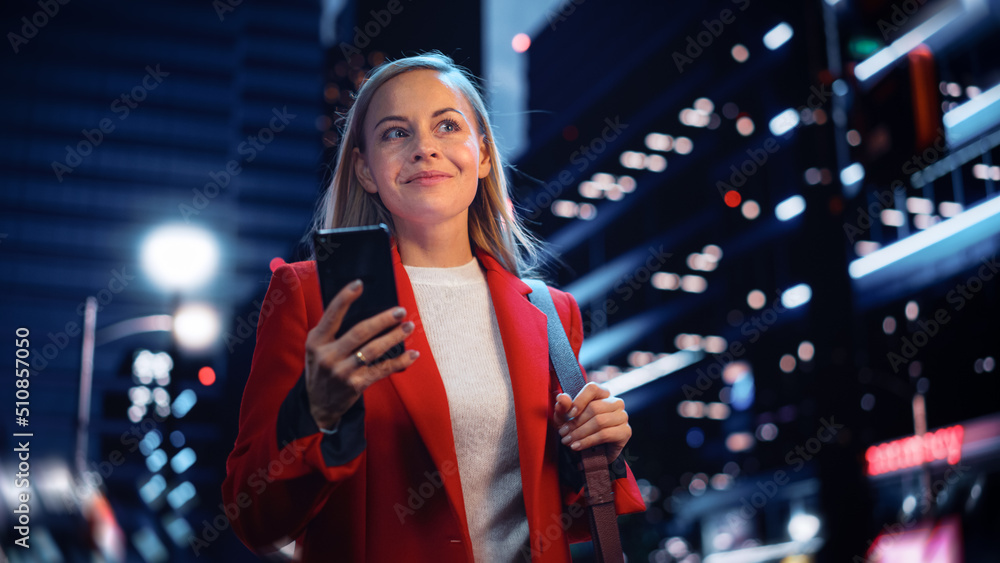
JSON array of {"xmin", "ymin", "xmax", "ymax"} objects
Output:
[
  {"xmin": 392, "ymin": 307, "xmax": 406, "ymax": 319},
  {"xmin": 559, "ymin": 425, "xmax": 569, "ymax": 436},
  {"xmin": 350, "ymin": 279, "xmax": 362, "ymax": 290},
  {"xmin": 408, "ymin": 350, "xmax": 420, "ymax": 359},
  {"xmin": 568, "ymin": 406, "xmax": 579, "ymax": 418},
  {"xmin": 402, "ymin": 321, "xmax": 415, "ymax": 333},
  {"xmin": 571, "ymin": 442, "xmax": 581, "ymax": 450},
  {"xmin": 562, "ymin": 434, "xmax": 573, "ymax": 445}
]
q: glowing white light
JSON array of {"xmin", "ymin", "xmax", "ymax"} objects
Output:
[
  {"xmin": 798, "ymin": 341, "xmax": 815, "ymax": 362},
  {"xmin": 141, "ymin": 225, "xmax": 219, "ymax": 292},
  {"xmin": 674, "ymin": 137, "xmax": 693, "ymax": 155},
  {"xmin": 788, "ymin": 513, "xmax": 821, "ymax": 542},
  {"xmin": 139, "ymin": 431, "xmax": 162, "ymax": 456},
  {"xmin": 170, "ymin": 448, "xmax": 197, "ymax": 474},
  {"xmin": 578, "ymin": 181, "xmax": 602, "ymax": 199},
  {"xmin": 850, "ymin": 195, "xmax": 1000, "ymax": 279},
  {"xmin": 619, "ymin": 151, "xmax": 646, "ymax": 169},
  {"xmin": 646, "ymin": 154, "xmax": 668, "ymax": 172},
  {"xmin": 652, "ymin": 272, "xmax": 681, "ymax": 290},
  {"xmin": 939, "ymin": 201, "xmax": 963, "ymax": 217},
  {"xmin": 906, "ymin": 197, "xmax": 933, "ymax": 214},
  {"xmin": 769, "ymin": 108, "xmax": 800, "ymax": 136},
  {"xmin": 944, "ymin": 81, "xmax": 1000, "ymax": 145},
  {"xmin": 855, "ymin": 2, "xmax": 968, "ymax": 82},
  {"xmin": 618, "ymin": 175, "xmax": 636, "ymax": 192},
  {"xmin": 552, "ymin": 200, "xmax": 579, "ymax": 218},
  {"xmin": 128, "ymin": 405, "xmax": 145, "ymax": 423},
  {"xmin": 704, "ymin": 336, "xmax": 727, "ymax": 353},
  {"xmin": 781, "ymin": 283, "xmax": 812, "ymax": 308},
  {"xmin": 775, "ymin": 195, "xmax": 806, "ymax": 221},
  {"xmin": 780, "ymin": 354, "xmax": 797, "ymax": 373},
  {"xmin": 146, "ymin": 449, "xmax": 168, "ymax": 473},
  {"xmin": 742, "ymin": 200, "xmax": 761, "ymax": 219},
  {"xmin": 840, "ymin": 163, "xmax": 865, "ymax": 187},
  {"xmin": 645, "ymin": 133, "xmax": 673, "ymax": 152},
  {"xmin": 173, "ymin": 303, "xmax": 220, "ymax": 351},
  {"xmin": 172, "ymin": 389, "xmax": 198, "ymax": 418},
  {"xmin": 139, "ymin": 475, "xmax": 167, "ymax": 504},
  {"xmin": 725, "ymin": 432, "xmax": 755, "ymax": 452},
  {"xmin": 731, "ymin": 44, "xmax": 749, "ymax": 62},
  {"xmin": 707, "ymin": 403, "xmax": 731, "ymax": 420},
  {"xmin": 881, "ymin": 209, "xmax": 906, "ymax": 227},
  {"xmin": 763, "ymin": 22, "xmax": 793, "ymax": 50},
  {"xmin": 130, "ymin": 386, "xmax": 152, "ymax": 406},
  {"xmin": 680, "ymin": 275, "xmax": 707, "ymax": 293},
  {"xmin": 855, "ymin": 241, "xmax": 881, "ymax": 256},
  {"xmin": 166, "ymin": 482, "xmax": 196, "ymax": 510},
  {"xmin": 602, "ymin": 350, "xmax": 704, "ymax": 396}
]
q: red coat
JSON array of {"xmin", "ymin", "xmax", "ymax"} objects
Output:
[{"xmin": 222, "ymin": 247, "xmax": 645, "ymax": 562}]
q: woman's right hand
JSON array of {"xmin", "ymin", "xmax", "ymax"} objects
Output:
[{"xmin": 304, "ymin": 279, "xmax": 420, "ymax": 430}]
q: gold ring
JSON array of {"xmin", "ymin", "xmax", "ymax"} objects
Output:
[{"xmin": 354, "ymin": 350, "xmax": 369, "ymax": 367}]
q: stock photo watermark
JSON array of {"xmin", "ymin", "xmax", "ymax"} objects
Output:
[
  {"xmin": 672, "ymin": 0, "xmax": 751, "ymax": 73},
  {"xmin": 179, "ymin": 106, "xmax": 296, "ymax": 221},
  {"xmin": 7, "ymin": 0, "xmax": 71, "ymax": 54},
  {"xmin": 51, "ymin": 65, "xmax": 169, "ymax": 182},
  {"xmin": 683, "ymin": 289, "xmax": 789, "ymax": 399},
  {"xmin": 523, "ymin": 116, "xmax": 628, "ymax": 219},
  {"xmin": 337, "ymin": 0, "xmax": 413, "ymax": 60},
  {"xmin": 581, "ymin": 245, "xmax": 673, "ymax": 336},
  {"xmin": 886, "ymin": 254, "xmax": 999, "ymax": 372}
]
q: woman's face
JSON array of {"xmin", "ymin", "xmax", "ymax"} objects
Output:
[{"xmin": 353, "ymin": 69, "xmax": 492, "ymax": 233}]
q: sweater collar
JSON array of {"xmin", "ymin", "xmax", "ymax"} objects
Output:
[{"xmin": 389, "ymin": 241, "xmax": 533, "ymax": 296}]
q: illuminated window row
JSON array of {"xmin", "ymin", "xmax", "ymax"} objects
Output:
[{"xmin": 577, "ymin": 173, "xmax": 636, "ymax": 200}]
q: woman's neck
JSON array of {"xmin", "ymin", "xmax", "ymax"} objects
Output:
[{"xmin": 394, "ymin": 216, "xmax": 474, "ymax": 267}]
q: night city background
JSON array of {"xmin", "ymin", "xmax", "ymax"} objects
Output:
[{"xmin": 1, "ymin": 0, "xmax": 999, "ymax": 561}]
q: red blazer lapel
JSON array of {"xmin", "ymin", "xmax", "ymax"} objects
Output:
[
  {"xmin": 385, "ymin": 246, "xmax": 553, "ymax": 553},
  {"xmin": 477, "ymin": 249, "xmax": 552, "ymax": 550},
  {"xmin": 386, "ymin": 247, "xmax": 472, "ymax": 546}
]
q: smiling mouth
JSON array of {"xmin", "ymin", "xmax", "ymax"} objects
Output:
[{"xmin": 405, "ymin": 173, "xmax": 453, "ymax": 184}]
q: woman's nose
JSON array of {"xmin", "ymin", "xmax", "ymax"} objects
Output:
[{"xmin": 410, "ymin": 131, "xmax": 439, "ymax": 161}]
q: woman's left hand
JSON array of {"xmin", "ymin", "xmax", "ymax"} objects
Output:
[{"xmin": 553, "ymin": 382, "xmax": 631, "ymax": 463}]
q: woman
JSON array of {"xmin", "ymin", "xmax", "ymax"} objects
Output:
[{"xmin": 222, "ymin": 52, "xmax": 645, "ymax": 562}]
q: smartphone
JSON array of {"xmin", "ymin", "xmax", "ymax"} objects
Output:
[{"xmin": 313, "ymin": 224, "xmax": 404, "ymax": 363}]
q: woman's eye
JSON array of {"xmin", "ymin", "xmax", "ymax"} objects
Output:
[
  {"xmin": 382, "ymin": 128, "xmax": 407, "ymax": 140},
  {"xmin": 438, "ymin": 119, "xmax": 460, "ymax": 133}
]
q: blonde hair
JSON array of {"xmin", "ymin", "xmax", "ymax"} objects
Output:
[{"xmin": 306, "ymin": 52, "xmax": 546, "ymax": 277}]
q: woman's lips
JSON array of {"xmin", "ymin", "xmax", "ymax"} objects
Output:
[{"xmin": 405, "ymin": 172, "xmax": 452, "ymax": 186}]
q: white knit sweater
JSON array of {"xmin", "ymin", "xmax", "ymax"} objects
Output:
[{"xmin": 404, "ymin": 258, "xmax": 529, "ymax": 562}]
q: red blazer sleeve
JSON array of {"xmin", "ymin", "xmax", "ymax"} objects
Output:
[
  {"xmin": 221, "ymin": 263, "xmax": 366, "ymax": 553},
  {"xmin": 549, "ymin": 289, "xmax": 647, "ymax": 543}
]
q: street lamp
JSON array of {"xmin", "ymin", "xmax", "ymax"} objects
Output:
[{"xmin": 76, "ymin": 224, "xmax": 222, "ymax": 474}]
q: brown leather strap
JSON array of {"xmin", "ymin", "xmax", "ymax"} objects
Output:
[{"xmin": 580, "ymin": 445, "xmax": 623, "ymax": 563}]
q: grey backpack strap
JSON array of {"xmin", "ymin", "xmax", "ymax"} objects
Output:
[
  {"xmin": 524, "ymin": 279, "xmax": 586, "ymax": 397},
  {"xmin": 523, "ymin": 279, "xmax": 624, "ymax": 563}
]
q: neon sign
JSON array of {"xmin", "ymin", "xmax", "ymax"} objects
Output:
[{"xmin": 865, "ymin": 425, "xmax": 964, "ymax": 476}]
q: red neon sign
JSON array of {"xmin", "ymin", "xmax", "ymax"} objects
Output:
[{"xmin": 865, "ymin": 425, "xmax": 964, "ymax": 476}]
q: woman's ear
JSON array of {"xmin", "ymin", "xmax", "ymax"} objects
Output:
[
  {"xmin": 478, "ymin": 134, "xmax": 492, "ymax": 179},
  {"xmin": 353, "ymin": 147, "xmax": 378, "ymax": 194}
]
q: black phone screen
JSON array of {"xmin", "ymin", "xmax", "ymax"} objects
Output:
[{"xmin": 313, "ymin": 224, "xmax": 404, "ymax": 362}]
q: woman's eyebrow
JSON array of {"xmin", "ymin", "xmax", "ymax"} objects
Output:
[{"xmin": 373, "ymin": 108, "xmax": 464, "ymax": 130}]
